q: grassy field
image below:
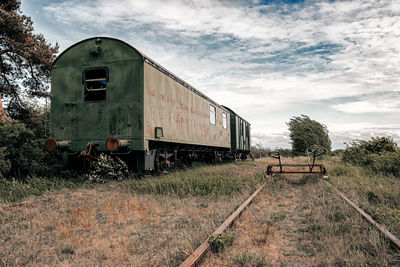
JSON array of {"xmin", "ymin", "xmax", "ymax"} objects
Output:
[
  {"xmin": 202, "ymin": 158, "xmax": 400, "ymax": 266},
  {"xmin": 0, "ymin": 162, "xmax": 264, "ymax": 266},
  {"xmin": 0, "ymin": 158, "xmax": 399, "ymax": 266},
  {"xmin": 324, "ymin": 157, "xmax": 400, "ymax": 238}
]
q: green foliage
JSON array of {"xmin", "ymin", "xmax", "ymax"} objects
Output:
[
  {"xmin": 0, "ymin": 147, "xmax": 11, "ymax": 179},
  {"xmin": 330, "ymin": 149, "xmax": 344, "ymax": 157},
  {"xmin": 209, "ymin": 232, "xmax": 234, "ymax": 253},
  {"xmin": 86, "ymin": 153, "xmax": 129, "ymax": 183},
  {"xmin": 342, "ymin": 136, "xmax": 397, "ymax": 165},
  {"xmin": 342, "ymin": 137, "xmax": 400, "ymax": 177},
  {"xmin": 369, "ymin": 151, "xmax": 400, "ymax": 177},
  {"xmin": 287, "ymin": 115, "xmax": 331, "ymax": 155},
  {"xmin": 0, "ymin": 120, "xmax": 51, "ymax": 179},
  {"xmin": 1, "ymin": 0, "xmax": 58, "ymax": 119}
]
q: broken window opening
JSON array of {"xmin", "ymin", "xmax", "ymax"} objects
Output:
[{"xmin": 84, "ymin": 67, "xmax": 108, "ymax": 101}]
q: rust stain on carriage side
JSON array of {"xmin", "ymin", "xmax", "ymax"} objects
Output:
[{"xmin": 143, "ymin": 62, "xmax": 230, "ymax": 148}]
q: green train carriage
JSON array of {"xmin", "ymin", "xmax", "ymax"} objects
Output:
[
  {"xmin": 222, "ymin": 106, "xmax": 251, "ymax": 159},
  {"xmin": 45, "ymin": 37, "xmax": 251, "ymax": 170}
]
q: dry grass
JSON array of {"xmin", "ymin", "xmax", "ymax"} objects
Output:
[
  {"xmin": 0, "ymin": 161, "xmax": 264, "ymax": 266},
  {"xmin": 324, "ymin": 157, "xmax": 400, "ymax": 237},
  {"xmin": 201, "ymin": 158, "xmax": 400, "ymax": 266},
  {"xmin": 1, "ymin": 158, "xmax": 399, "ymax": 266}
]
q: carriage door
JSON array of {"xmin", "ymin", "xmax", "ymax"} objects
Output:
[{"xmin": 76, "ymin": 67, "xmax": 109, "ymax": 140}]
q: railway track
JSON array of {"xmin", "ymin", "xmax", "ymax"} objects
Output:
[
  {"xmin": 180, "ymin": 174, "xmax": 400, "ymax": 266},
  {"xmin": 180, "ymin": 180, "xmax": 268, "ymax": 267},
  {"xmin": 324, "ymin": 180, "xmax": 400, "ymax": 249}
]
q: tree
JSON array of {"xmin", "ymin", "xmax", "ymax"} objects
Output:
[
  {"xmin": 287, "ymin": 115, "xmax": 331, "ymax": 155},
  {"xmin": 0, "ymin": 0, "xmax": 58, "ymax": 121}
]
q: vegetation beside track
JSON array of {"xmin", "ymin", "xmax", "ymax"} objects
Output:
[
  {"xmin": 202, "ymin": 159, "xmax": 400, "ymax": 266},
  {"xmin": 0, "ymin": 161, "xmax": 265, "ymax": 266},
  {"xmin": 325, "ymin": 157, "xmax": 400, "ymax": 238},
  {"xmin": 1, "ymin": 156, "xmax": 399, "ymax": 266},
  {"xmin": 121, "ymin": 163, "xmax": 264, "ymax": 198}
]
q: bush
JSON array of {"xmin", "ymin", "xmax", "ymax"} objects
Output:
[
  {"xmin": 369, "ymin": 151, "xmax": 400, "ymax": 178},
  {"xmin": 342, "ymin": 137, "xmax": 400, "ymax": 177},
  {"xmin": 0, "ymin": 147, "xmax": 11, "ymax": 179},
  {"xmin": 86, "ymin": 153, "xmax": 129, "ymax": 183},
  {"xmin": 342, "ymin": 137, "xmax": 397, "ymax": 165},
  {"xmin": 209, "ymin": 232, "xmax": 235, "ymax": 253},
  {"xmin": 0, "ymin": 120, "xmax": 51, "ymax": 179}
]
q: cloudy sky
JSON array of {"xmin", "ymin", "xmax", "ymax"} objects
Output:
[{"xmin": 22, "ymin": 0, "xmax": 400, "ymax": 149}]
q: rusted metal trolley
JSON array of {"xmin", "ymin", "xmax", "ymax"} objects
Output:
[{"xmin": 266, "ymin": 147, "xmax": 328, "ymax": 178}]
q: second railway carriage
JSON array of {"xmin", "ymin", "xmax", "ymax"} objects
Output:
[
  {"xmin": 222, "ymin": 106, "xmax": 251, "ymax": 159},
  {"xmin": 45, "ymin": 37, "xmax": 250, "ymax": 171}
]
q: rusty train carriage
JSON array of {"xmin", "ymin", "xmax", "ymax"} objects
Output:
[{"xmin": 45, "ymin": 37, "xmax": 251, "ymax": 171}]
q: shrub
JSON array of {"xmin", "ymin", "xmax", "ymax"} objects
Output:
[
  {"xmin": 209, "ymin": 233, "xmax": 234, "ymax": 253},
  {"xmin": 369, "ymin": 150, "xmax": 400, "ymax": 177},
  {"xmin": 0, "ymin": 120, "xmax": 50, "ymax": 179},
  {"xmin": 86, "ymin": 153, "xmax": 129, "ymax": 183},
  {"xmin": 342, "ymin": 137, "xmax": 400, "ymax": 178},
  {"xmin": 342, "ymin": 137, "xmax": 397, "ymax": 165},
  {"xmin": 0, "ymin": 147, "xmax": 11, "ymax": 179}
]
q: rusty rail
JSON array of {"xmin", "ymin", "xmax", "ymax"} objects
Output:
[
  {"xmin": 180, "ymin": 180, "xmax": 267, "ymax": 267},
  {"xmin": 325, "ymin": 181, "xmax": 400, "ymax": 249}
]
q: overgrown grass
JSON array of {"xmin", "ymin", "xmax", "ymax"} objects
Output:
[
  {"xmin": 121, "ymin": 163, "xmax": 265, "ymax": 198},
  {"xmin": 324, "ymin": 157, "xmax": 400, "ymax": 237},
  {"xmin": 0, "ymin": 175, "xmax": 87, "ymax": 203},
  {"xmin": 0, "ymin": 161, "xmax": 265, "ymax": 266},
  {"xmin": 0, "ymin": 160, "xmax": 262, "ymax": 203}
]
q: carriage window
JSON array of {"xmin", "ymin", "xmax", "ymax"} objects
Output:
[
  {"xmin": 222, "ymin": 113, "xmax": 227, "ymax": 129},
  {"xmin": 209, "ymin": 105, "xmax": 216, "ymax": 125},
  {"xmin": 84, "ymin": 67, "xmax": 108, "ymax": 101}
]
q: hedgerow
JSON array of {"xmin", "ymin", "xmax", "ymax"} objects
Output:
[{"xmin": 342, "ymin": 137, "xmax": 400, "ymax": 177}]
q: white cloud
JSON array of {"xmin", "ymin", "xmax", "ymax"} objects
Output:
[
  {"xmin": 332, "ymin": 98, "xmax": 400, "ymax": 114},
  {"xmin": 37, "ymin": 0, "xmax": 400, "ymax": 149}
]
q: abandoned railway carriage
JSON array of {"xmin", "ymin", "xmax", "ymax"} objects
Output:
[{"xmin": 45, "ymin": 37, "xmax": 251, "ymax": 170}]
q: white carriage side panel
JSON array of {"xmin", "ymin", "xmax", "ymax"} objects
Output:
[{"xmin": 143, "ymin": 62, "xmax": 230, "ymax": 150}]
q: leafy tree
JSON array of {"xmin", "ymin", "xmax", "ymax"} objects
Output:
[
  {"xmin": 287, "ymin": 115, "xmax": 331, "ymax": 155},
  {"xmin": 0, "ymin": 0, "xmax": 58, "ymax": 121}
]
